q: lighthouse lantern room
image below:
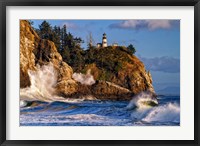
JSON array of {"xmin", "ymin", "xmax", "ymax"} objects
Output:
[{"xmin": 102, "ymin": 33, "xmax": 107, "ymax": 48}]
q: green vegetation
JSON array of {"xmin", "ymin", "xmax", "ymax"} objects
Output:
[
  {"xmin": 34, "ymin": 20, "xmax": 84, "ymax": 71},
  {"xmin": 36, "ymin": 21, "xmax": 84, "ymax": 51},
  {"xmin": 34, "ymin": 20, "xmax": 138, "ymax": 76},
  {"xmin": 83, "ymin": 46, "xmax": 133, "ymax": 80},
  {"xmin": 127, "ymin": 44, "xmax": 136, "ymax": 54}
]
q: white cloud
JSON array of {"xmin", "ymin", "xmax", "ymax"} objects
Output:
[
  {"xmin": 117, "ymin": 20, "xmax": 142, "ymax": 28},
  {"xmin": 109, "ymin": 20, "xmax": 177, "ymax": 30},
  {"xmin": 138, "ymin": 56, "xmax": 180, "ymax": 73},
  {"xmin": 145, "ymin": 20, "xmax": 172, "ymax": 30}
]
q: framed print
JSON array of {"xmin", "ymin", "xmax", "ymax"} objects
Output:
[{"xmin": 0, "ymin": 0, "xmax": 200, "ymax": 145}]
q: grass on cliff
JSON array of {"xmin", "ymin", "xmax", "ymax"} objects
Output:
[{"xmin": 62, "ymin": 45, "xmax": 143, "ymax": 82}]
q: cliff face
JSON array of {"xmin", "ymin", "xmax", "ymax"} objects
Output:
[
  {"xmin": 20, "ymin": 20, "xmax": 155, "ymax": 100},
  {"xmin": 72, "ymin": 80, "xmax": 133, "ymax": 100},
  {"xmin": 20, "ymin": 20, "xmax": 77, "ymax": 95},
  {"xmin": 81, "ymin": 47, "xmax": 155, "ymax": 95}
]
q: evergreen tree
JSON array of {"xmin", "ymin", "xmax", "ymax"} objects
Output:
[
  {"xmin": 65, "ymin": 32, "xmax": 74, "ymax": 48},
  {"xmin": 35, "ymin": 21, "xmax": 85, "ymax": 70},
  {"xmin": 39, "ymin": 20, "xmax": 53, "ymax": 40},
  {"xmin": 63, "ymin": 24, "xmax": 67, "ymax": 45},
  {"xmin": 127, "ymin": 44, "xmax": 136, "ymax": 54},
  {"xmin": 28, "ymin": 20, "xmax": 34, "ymax": 26},
  {"xmin": 74, "ymin": 37, "xmax": 84, "ymax": 48},
  {"xmin": 52, "ymin": 26, "xmax": 61, "ymax": 52}
]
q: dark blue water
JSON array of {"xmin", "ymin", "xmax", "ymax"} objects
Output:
[{"xmin": 20, "ymin": 95, "xmax": 180, "ymax": 126}]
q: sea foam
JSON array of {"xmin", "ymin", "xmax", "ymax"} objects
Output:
[
  {"xmin": 126, "ymin": 92, "xmax": 179, "ymax": 124},
  {"xmin": 72, "ymin": 70, "xmax": 95, "ymax": 85},
  {"xmin": 20, "ymin": 63, "xmax": 64, "ymax": 102},
  {"xmin": 142, "ymin": 103, "xmax": 180, "ymax": 123},
  {"xmin": 126, "ymin": 92, "xmax": 158, "ymax": 110}
]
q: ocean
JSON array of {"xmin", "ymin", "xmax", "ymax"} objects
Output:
[{"xmin": 20, "ymin": 95, "xmax": 180, "ymax": 126}]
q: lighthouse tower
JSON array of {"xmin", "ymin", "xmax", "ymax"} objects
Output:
[{"xmin": 102, "ymin": 33, "xmax": 107, "ymax": 48}]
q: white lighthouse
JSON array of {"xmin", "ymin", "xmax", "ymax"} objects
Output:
[{"xmin": 102, "ymin": 33, "xmax": 107, "ymax": 48}]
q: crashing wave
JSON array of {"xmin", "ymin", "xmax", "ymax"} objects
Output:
[
  {"xmin": 126, "ymin": 92, "xmax": 180, "ymax": 124},
  {"xmin": 72, "ymin": 69, "xmax": 95, "ymax": 85},
  {"xmin": 126, "ymin": 91, "xmax": 158, "ymax": 110},
  {"xmin": 142, "ymin": 103, "xmax": 180, "ymax": 123},
  {"xmin": 20, "ymin": 63, "xmax": 65, "ymax": 102}
]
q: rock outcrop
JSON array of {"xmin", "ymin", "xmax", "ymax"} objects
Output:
[
  {"xmin": 91, "ymin": 81, "xmax": 133, "ymax": 100},
  {"xmin": 20, "ymin": 20, "xmax": 156, "ymax": 101},
  {"xmin": 72, "ymin": 80, "xmax": 133, "ymax": 100},
  {"xmin": 81, "ymin": 47, "xmax": 155, "ymax": 95},
  {"xmin": 20, "ymin": 20, "xmax": 77, "ymax": 95}
]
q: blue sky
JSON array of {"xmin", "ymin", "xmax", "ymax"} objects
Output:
[{"xmin": 31, "ymin": 20, "xmax": 180, "ymax": 93}]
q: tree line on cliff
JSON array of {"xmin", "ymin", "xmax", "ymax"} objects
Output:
[
  {"xmin": 22, "ymin": 20, "xmax": 155, "ymax": 97},
  {"xmin": 29, "ymin": 20, "xmax": 136, "ymax": 72}
]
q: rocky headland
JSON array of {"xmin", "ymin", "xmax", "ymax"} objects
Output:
[{"xmin": 20, "ymin": 20, "xmax": 156, "ymax": 101}]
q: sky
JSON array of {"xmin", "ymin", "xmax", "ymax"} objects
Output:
[{"xmin": 31, "ymin": 19, "xmax": 180, "ymax": 93}]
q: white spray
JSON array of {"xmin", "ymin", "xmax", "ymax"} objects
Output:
[
  {"xmin": 72, "ymin": 70, "xmax": 95, "ymax": 85},
  {"xmin": 20, "ymin": 64, "xmax": 97, "ymax": 103},
  {"xmin": 127, "ymin": 92, "xmax": 180, "ymax": 123},
  {"xmin": 126, "ymin": 91, "xmax": 158, "ymax": 110},
  {"xmin": 20, "ymin": 63, "xmax": 63, "ymax": 102},
  {"xmin": 142, "ymin": 103, "xmax": 180, "ymax": 123}
]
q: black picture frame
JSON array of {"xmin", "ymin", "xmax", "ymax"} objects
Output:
[{"xmin": 0, "ymin": 0, "xmax": 199, "ymax": 145}]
